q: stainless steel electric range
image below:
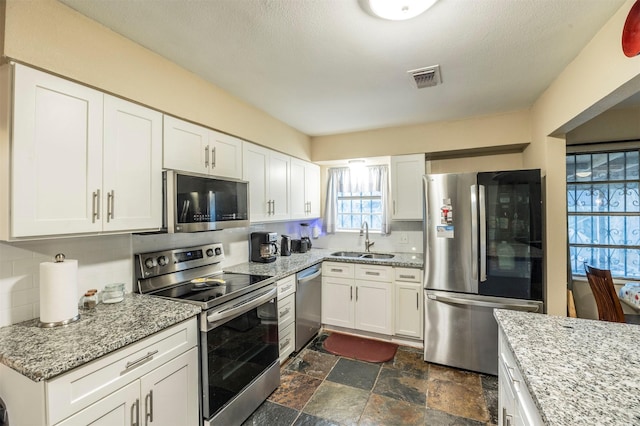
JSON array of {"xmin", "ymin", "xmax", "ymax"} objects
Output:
[{"xmin": 135, "ymin": 243, "xmax": 279, "ymax": 426}]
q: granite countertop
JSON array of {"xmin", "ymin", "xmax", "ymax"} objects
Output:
[
  {"xmin": 224, "ymin": 248, "xmax": 423, "ymax": 279},
  {"xmin": 0, "ymin": 294, "xmax": 201, "ymax": 382},
  {"xmin": 494, "ymin": 309, "xmax": 640, "ymax": 425}
]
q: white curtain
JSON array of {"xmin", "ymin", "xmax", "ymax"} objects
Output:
[{"xmin": 324, "ymin": 165, "xmax": 390, "ymax": 235}]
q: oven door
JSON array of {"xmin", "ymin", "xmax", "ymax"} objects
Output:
[{"xmin": 200, "ymin": 285, "xmax": 279, "ymax": 422}]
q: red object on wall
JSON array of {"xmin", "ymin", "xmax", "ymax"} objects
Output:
[{"xmin": 622, "ymin": 0, "xmax": 640, "ymax": 57}]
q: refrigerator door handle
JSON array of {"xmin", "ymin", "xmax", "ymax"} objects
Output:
[
  {"xmin": 470, "ymin": 185, "xmax": 478, "ymax": 281},
  {"xmin": 479, "ymin": 184, "xmax": 487, "ymax": 282},
  {"xmin": 427, "ymin": 293, "xmax": 540, "ymax": 312}
]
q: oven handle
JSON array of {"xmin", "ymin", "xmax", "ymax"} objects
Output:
[{"xmin": 206, "ymin": 287, "xmax": 277, "ymax": 326}]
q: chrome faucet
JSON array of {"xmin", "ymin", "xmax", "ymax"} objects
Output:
[{"xmin": 360, "ymin": 221, "xmax": 374, "ymax": 252}]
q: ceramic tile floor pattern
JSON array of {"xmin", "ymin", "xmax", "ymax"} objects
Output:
[{"xmin": 242, "ymin": 332, "xmax": 498, "ymax": 426}]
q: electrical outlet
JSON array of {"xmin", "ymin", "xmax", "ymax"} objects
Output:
[{"xmin": 399, "ymin": 232, "xmax": 409, "ymax": 243}]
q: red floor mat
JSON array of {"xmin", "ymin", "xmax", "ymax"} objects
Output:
[{"xmin": 323, "ymin": 333, "xmax": 398, "ymax": 363}]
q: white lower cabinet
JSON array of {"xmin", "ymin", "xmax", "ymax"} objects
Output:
[
  {"xmin": 57, "ymin": 347, "xmax": 198, "ymax": 426},
  {"xmin": 321, "ymin": 262, "xmax": 393, "ymax": 335},
  {"xmin": 277, "ymin": 275, "xmax": 296, "ymax": 363},
  {"xmin": 394, "ymin": 268, "xmax": 423, "ymax": 338},
  {"xmin": 498, "ymin": 329, "xmax": 543, "ymax": 426},
  {"xmin": 0, "ymin": 318, "xmax": 199, "ymax": 426}
]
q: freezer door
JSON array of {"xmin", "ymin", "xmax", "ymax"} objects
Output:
[
  {"xmin": 423, "ymin": 173, "xmax": 478, "ymax": 293},
  {"xmin": 423, "ymin": 290, "xmax": 542, "ymax": 375}
]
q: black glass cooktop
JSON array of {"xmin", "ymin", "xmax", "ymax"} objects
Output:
[{"xmin": 151, "ymin": 272, "xmax": 273, "ymax": 307}]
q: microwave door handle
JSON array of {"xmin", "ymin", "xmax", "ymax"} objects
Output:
[{"xmin": 180, "ymin": 200, "xmax": 190, "ymax": 223}]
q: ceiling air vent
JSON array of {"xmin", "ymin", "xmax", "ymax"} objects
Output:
[{"xmin": 408, "ymin": 65, "xmax": 441, "ymax": 89}]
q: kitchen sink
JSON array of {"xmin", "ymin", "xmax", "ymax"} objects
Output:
[{"xmin": 330, "ymin": 251, "xmax": 395, "ymax": 260}]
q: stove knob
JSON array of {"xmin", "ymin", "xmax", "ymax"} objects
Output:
[
  {"xmin": 157, "ymin": 255, "xmax": 168, "ymax": 266},
  {"xmin": 206, "ymin": 248, "xmax": 214, "ymax": 257},
  {"xmin": 144, "ymin": 258, "xmax": 157, "ymax": 269},
  {"xmin": 215, "ymin": 247, "xmax": 222, "ymax": 256}
]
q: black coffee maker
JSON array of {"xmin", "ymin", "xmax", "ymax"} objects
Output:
[{"xmin": 250, "ymin": 232, "xmax": 278, "ymax": 263}]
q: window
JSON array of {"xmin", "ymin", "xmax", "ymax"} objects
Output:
[
  {"xmin": 566, "ymin": 146, "xmax": 640, "ymax": 279},
  {"xmin": 337, "ymin": 189, "xmax": 383, "ymax": 231},
  {"xmin": 324, "ymin": 165, "xmax": 390, "ymax": 234}
]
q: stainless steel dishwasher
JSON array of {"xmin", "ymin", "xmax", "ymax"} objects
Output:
[{"xmin": 295, "ymin": 262, "xmax": 322, "ymax": 352}]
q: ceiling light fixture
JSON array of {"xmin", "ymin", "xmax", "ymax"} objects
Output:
[{"xmin": 366, "ymin": 0, "xmax": 438, "ymax": 21}]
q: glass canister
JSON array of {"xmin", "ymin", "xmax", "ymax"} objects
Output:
[{"xmin": 101, "ymin": 283, "xmax": 125, "ymax": 304}]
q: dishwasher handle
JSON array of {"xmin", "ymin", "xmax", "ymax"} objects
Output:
[{"xmin": 297, "ymin": 269, "xmax": 321, "ymax": 283}]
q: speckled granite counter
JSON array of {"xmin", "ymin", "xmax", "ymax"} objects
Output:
[
  {"xmin": 223, "ymin": 248, "xmax": 423, "ymax": 279},
  {"xmin": 0, "ymin": 293, "xmax": 201, "ymax": 382},
  {"xmin": 495, "ymin": 309, "xmax": 640, "ymax": 425}
]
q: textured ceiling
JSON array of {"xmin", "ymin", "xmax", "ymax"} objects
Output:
[{"xmin": 58, "ymin": 0, "xmax": 627, "ymax": 136}]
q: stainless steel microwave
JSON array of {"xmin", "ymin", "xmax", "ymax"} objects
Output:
[{"xmin": 164, "ymin": 170, "xmax": 249, "ymax": 233}]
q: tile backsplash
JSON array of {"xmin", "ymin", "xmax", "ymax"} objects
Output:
[{"xmin": 0, "ymin": 235, "xmax": 132, "ymax": 327}]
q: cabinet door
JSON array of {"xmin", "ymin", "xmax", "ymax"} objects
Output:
[
  {"xmin": 306, "ymin": 162, "xmax": 321, "ymax": 218},
  {"xmin": 243, "ymin": 142, "xmax": 270, "ymax": 222},
  {"xmin": 268, "ymin": 151, "xmax": 290, "ymax": 221},
  {"xmin": 140, "ymin": 347, "xmax": 199, "ymax": 426},
  {"xmin": 209, "ymin": 130, "xmax": 243, "ymax": 179},
  {"xmin": 103, "ymin": 95, "xmax": 162, "ymax": 232},
  {"xmin": 163, "ymin": 115, "xmax": 209, "ymax": 174},
  {"xmin": 55, "ymin": 381, "xmax": 139, "ymax": 426},
  {"xmin": 12, "ymin": 64, "xmax": 103, "ymax": 237},
  {"xmin": 355, "ymin": 280, "xmax": 393, "ymax": 335},
  {"xmin": 289, "ymin": 158, "xmax": 307, "ymax": 219},
  {"xmin": 395, "ymin": 282, "xmax": 422, "ymax": 338},
  {"xmin": 391, "ymin": 154, "xmax": 425, "ymax": 220},
  {"xmin": 321, "ymin": 276, "xmax": 354, "ymax": 328}
]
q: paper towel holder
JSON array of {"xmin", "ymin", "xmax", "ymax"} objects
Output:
[{"xmin": 38, "ymin": 253, "xmax": 82, "ymax": 328}]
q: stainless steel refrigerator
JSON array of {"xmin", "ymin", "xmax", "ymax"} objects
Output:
[{"xmin": 423, "ymin": 170, "xmax": 544, "ymax": 375}]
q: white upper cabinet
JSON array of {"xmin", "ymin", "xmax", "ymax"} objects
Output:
[
  {"xmin": 243, "ymin": 142, "xmax": 290, "ymax": 222},
  {"xmin": 103, "ymin": 95, "xmax": 162, "ymax": 232},
  {"xmin": 290, "ymin": 158, "xmax": 321, "ymax": 219},
  {"xmin": 163, "ymin": 115, "xmax": 242, "ymax": 179},
  {"xmin": 391, "ymin": 154, "xmax": 425, "ymax": 220},
  {"xmin": 5, "ymin": 64, "xmax": 162, "ymax": 239}
]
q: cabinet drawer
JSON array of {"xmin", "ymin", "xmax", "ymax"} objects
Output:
[
  {"xmin": 279, "ymin": 322, "xmax": 295, "ymax": 364},
  {"xmin": 323, "ymin": 262, "xmax": 355, "ymax": 278},
  {"xmin": 278, "ymin": 293, "xmax": 295, "ymax": 329},
  {"xmin": 355, "ymin": 264, "xmax": 393, "ymax": 282},
  {"xmin": 47, "ymin": 318, "xmax": 197, "ymax": 425},
  {"xmin": 395, "ymin": 268, "xmax": 422, "ymax": 283},
  {"xmin": 277, "ymin": 275, "xmax": 296, "ymax": 298}
]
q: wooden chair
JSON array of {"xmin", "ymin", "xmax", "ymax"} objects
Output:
[{"xmin": 584, "ymin": 264, "xmax": 625, "ymax": 323}]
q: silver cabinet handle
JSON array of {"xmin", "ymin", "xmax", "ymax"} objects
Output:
[
  {"xmin": 107, "ymin": 190, "xmax": 115, "ymax": 222},
  {"xmin": 272, "ymin": 200, "xmax": 276, "ymax": 215},
  {"xmin": 356, "ymin": 286, "xmax": 358, "ymax": 301},
  {"xmin": 350, "ymin": 286, "xmax": 353, "ymax": 301},
  {"xmin": 280, "ymin": 307, "xmax": 291, "ymax": 317},
  {"xmin": 365, "ymin": 271, "xmax": 380, "ymax": 276},
  {"xmin": 399, "ymin": 274, "xmax": 416, "ymax": 279},
  {"xmin": 125, "ymin": 350, "xmax": 159, "ymax": 370},
  {"xmin": 282, "ymin": 284, "xmax": 293, "ymax": 292},
  {"xmin": 205, "ymin": 146, "xmax": 209, "ymax": 168},
  {"xmin": 393, "ymin": 200, "xmax": 396, "ymax": 215},
  {"xmin": 280, "ymin": 338, "xmax": 290, "ymax": 351},
  {"xmin": 131, "ymin": 398, "xmax": 139, "ymax": 426},
  {"xmin": 331, "ymin": 268, "xmax": 343, "ymax": 273},
  {"xmin": 212, "ymin": 147, "xmax": 216, "ymax": 168},
  {"xmin": 145, "ymin": 390, "xmax": 153, "ymax": 425},
  {"xmin": 92, "ymin": 189, "xmax": 101, "ymax": 222},
  {"xmin": 416, "ymin": 293, "xmax": 419, "ymax": 309}
]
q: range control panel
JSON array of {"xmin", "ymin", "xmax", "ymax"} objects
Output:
[{"xmin": 135, "ymin": 243, "xmax": 224, "ymax": 279}]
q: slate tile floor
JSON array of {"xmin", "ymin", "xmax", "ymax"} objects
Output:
[{"xmin": 242, "ymin": 332, "xmax": 498, "ymax": 426}]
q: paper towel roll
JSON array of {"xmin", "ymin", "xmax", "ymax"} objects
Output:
[{"xmin": 39, "ymin": 259, "xmax": 79, "ymax": 325}]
